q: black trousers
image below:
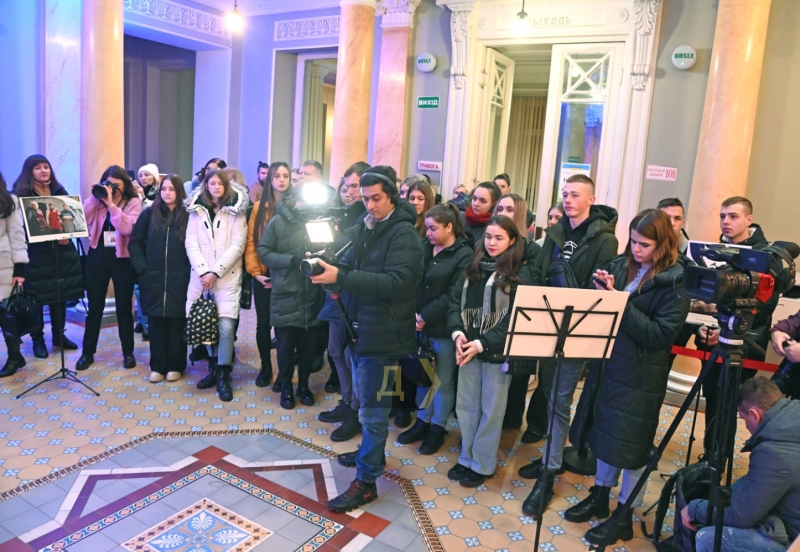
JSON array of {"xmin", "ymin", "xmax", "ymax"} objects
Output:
[
  {"xmin": 149, "ymin": 316, "xmax": 186, "ymax": 375},
  {"xmin": 82, "ymin": 246, "xmax": 135, "ymax": 356},
  {"xmin": 31, "ymin": 302, "xmax": 68, "ymax": 340},
  {"xmin": 252, "ymin": 283, "xmax": 272, "ymax": 368},
  {"xmin": 702, "ymin": 363, "xmax": 757, "ymax": 452},
  {"xmin": 524, "ymin": 362, "xmax": 551, "ymax": 435},
  {"xmin": 503, "ymin": 373, "xmax": 530, "ymax": 428},
  {"xmin": 274, "ymin": 326, "xmax": 323, "ymax": 387}
]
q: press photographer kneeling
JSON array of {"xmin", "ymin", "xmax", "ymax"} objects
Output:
[{"xmin": 681, "ymin": 377, "xmax": 800, "ymax": 552}]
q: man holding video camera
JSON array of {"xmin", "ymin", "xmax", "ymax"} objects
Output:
[
  {"xmin": 309, "ymin": 165, "xmax": 422, "ymax": 512},
  {"xmin": 682, "ymin": 377, "xmax": 800, "ymax": 552},
  {"xmin": 695, "ymin": 197, "xmax": 779, "ymax": 453}
]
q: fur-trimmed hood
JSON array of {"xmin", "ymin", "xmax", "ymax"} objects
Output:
[{"xmin": 186, "ymin": 186, "xmax": 248, "ymax": 216}]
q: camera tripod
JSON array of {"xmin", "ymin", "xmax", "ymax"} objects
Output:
[{"xmin": 592, "ymin": 308, "xmax": 754, "ymax": 552}]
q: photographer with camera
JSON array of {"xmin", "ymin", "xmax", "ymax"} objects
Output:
[
  {"xmin": 308, "ymin": 166, "xmax": 422, "ymax": 512},
  {"xmin": 518, "ymin": 174, "xmax": 618, "ymax": 511},
  {"xmin": 77, "ymin": 165, "xmax": 142, "ymax": 371},
  {"xmin": 559, "ymin": 209, "xmax": 690, "ymax": 544},
  {"xmin": 681, "ymin": 377, "xmax": 800, "ymax": 552},
  {"xmin": 257, "ymin": 188, "xmax": 326, "ymax": 410},
  {"xmin": 695, "ymin": 196, "xmax": 779, "ymax": 453}
]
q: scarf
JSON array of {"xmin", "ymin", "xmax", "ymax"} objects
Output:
[
  {"xmin": 465, "ymin": 206, "xmax": 492, "ymax": 227},
  {"xmin": 364, "ymin": 208, "xmax": 395, "ymax": 230},
  {"xmin": 460, "ymin": 260, "xmax": 511, "ymax": 336}
]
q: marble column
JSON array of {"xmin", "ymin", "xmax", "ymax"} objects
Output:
[
  {"xmin": 371, "ymin": 0, "xmax": 420, "ymax": 174},
  {"xmin": 80, "ymin": 0, "xmax": 125, "ymax": 198},
  {"xmin": 329, "ymin": 0, "xmax": 376, "ymax": 183},
  {"xmin": 687, "ymin": 0, "xmax": 772, "ymax": 241}
]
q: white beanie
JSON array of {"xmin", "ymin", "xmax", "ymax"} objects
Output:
[{"xmin": 138, "ymin": 163, "xmax": 159, "ymax": 180}]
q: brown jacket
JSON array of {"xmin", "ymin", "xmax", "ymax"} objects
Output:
[{"xmin": 245, "ymin": 201, "xmax": 269, "ymax": 277}]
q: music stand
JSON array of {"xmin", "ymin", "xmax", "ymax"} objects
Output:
[
  {"xmin": 14, "ymin": 195, "xmax": 97, "ymax": 399},
  {"xmin": 504, "ymin": 286, "xmax": 629, "ymax": 551}
]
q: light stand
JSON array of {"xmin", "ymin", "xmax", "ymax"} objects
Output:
[{"xmin": 15, "ymin": 241, "xmax": 98, "ymax": 399}]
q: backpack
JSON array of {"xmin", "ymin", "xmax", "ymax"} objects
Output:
[
  {"xmin": 186, "ymin": 290, "xmax": 219, "ymax": 346},
  {"xmin": 545, "ymin": 245, "xmax": 580, "ymax": 288},
  {"xmin": 647, "ymin": 459, "xmax": 712, "ymax": 552}
]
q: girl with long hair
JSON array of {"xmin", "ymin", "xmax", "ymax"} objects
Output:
[
  {"xmin": 129, "ymin": 175, "xmax": 191, "ymax": 383},
  {"xmin": 406, "ymin": 178, "xmax": 436, "ymax": 238},
  {"xmin": 185, "ymin": 157, "xmax": 227, "ymax": 197},
  {"xmin": 536, "ymin": 202, "xmax": 565, "ymax": 246},
  {"xmin": 397, "ymin": 203, "xmax": 472, "ymax": 454},
  {"xmin": 446, "ymin": 215, "xmax": 532, "ymax": 487},
  {"xmin": 245, "ymin": 162, "xmax": 291, "ymax": 389},
  {"xmin": 186, "ymin": 169, "xmax": 248, "ymax": 402},
  {"xmin": 0, "ymin": 173, "xmax": 29, "ymax": 377},
  {"xmin": 557, "ymin": 209, "xmax": 689, "ymax": 544},
  {"xmin": 77, "ymin": 165, "xmax": 142, "ymax": 371},
  {"xmin": 464, "ymin": 181, "xmax": 501, "ymax": 243},
  {"xmin": 12, "ymin": 154, "xmax": 83, "ymax": 359}
]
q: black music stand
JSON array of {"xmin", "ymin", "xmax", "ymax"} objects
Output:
[{"xmin": 504, "ymin": 286, "xmax": 629, "ymax": 551}]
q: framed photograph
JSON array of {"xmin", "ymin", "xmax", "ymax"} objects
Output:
[{"xmin": 19, "ymin": 196, "xmax": 88, "ymax": 243}]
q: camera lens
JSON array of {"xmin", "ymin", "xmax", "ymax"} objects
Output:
[
  {"xmin": 91, "ymin": 185, "xmax": 108, "ymax": 200},
  {"xmin": 301, "ymin": 258, "xmax": 324, "ymax": 278}
]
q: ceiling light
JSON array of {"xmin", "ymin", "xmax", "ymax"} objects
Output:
[
  {"xmin": 226, "ymin": 0, "xmax": 244, "ymax": 33},
  {"xmin": 514, "ymin": 0, "xmax": 529, "ymax": 33},
  {"xmin": 517, "ymin": 0, "xmax": 528, "ymax": 20}
]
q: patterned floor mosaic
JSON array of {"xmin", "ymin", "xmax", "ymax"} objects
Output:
[{"xmin": 0, "ymin": 309, "xmax": 751, "ymax": 551}]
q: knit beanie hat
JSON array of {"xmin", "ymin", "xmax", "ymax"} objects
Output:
[{"xmin": 138, "ymin": 163, "xmax": 159, "ymax": 181}]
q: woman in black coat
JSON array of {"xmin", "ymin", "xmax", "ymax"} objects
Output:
[
  {"xmin": 563, "ymin": 209, "xmax": 690, "ymax": 545},
  {"xmin": 12, "ymin": 155, "xmax": 83, "ymax": 359},
  {"xmin": 129, "ymin": 175, "xmax": 191, "ymax": 383}
]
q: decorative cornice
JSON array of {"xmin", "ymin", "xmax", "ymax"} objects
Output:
[
  {"xmin": 274, "ymin": 15, "xmax": 341, "ymax": 41},
  {"xmin": 631, "ymin": 0, "xmax": 661, "ymax": 90},
  {"xmin": 377, "ymin": 0, "xmax": 421, "ymax": 28},
  {"xmin": 472, "ymin": 0, "xmax": 626, "ymax": 10},
  {"xmin": 123, "ymin": 0, "xmax": 229, "ymax": 40}
]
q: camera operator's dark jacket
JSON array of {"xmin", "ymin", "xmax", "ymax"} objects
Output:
[
  {"xmin": 257, "ymin": 200, "xmax": 324, "ymax": 329},
  {"xmin": 418, "ymin": 236, "xmax": 473, "ymax": 339},
  {"xmin": 336, "ymin": 201, "xmax": 422, "ymax": 358},
  {"xmin": 588, "ymin": 255, "xmax": 690, "ymax": 469},
  {"xmin": 532, "ymin": 205, "xmax": 619, "ymax": 288},
  {"xmin": 689, "ymin": 397, "xmax": 800, "ymax": 544},
  {"xmin": 128, "ymin": 204, "xmax": 191, "ymax": 319}
]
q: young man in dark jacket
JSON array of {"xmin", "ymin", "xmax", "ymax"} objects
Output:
[
  {"xmin": 683, "ymin": 377, "xmax": 800, "ymax": 552},
  {"xmin": 519, "ymin": 174, "xmax": 619, "ymax": 513},
  {"xmin": 310, "ymin": 166, "xmax": 422, "ymax": 512},
  {"xmin": 695, "ymin": 196, "xmax": 779, "ymax": 453}
]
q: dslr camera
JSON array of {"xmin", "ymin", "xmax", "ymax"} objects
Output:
[{"xmin": 91, "ymin": 180, "xmax": 119, "ymax": 200}]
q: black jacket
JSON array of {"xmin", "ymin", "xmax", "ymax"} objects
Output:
[
  {"xmin": 23, "ymin": 183, "xmax": 84, "ymax": 304},
  {"xmin": 128, "ymin": 205, "xmax": 191, "ymax": 319},
  {"xmin": 257, "ymin": 200, "xmax": 323, "ymax": 329},
  {"xmin": 531, "ymin": 205, "xmax": 619, "ymax": 287},
  {"xmin": 588, "ymin": 255, "xmax": 690, "ymax": 469},
  {"xmin": 337, "ymin": 201, "xmax": 422, "ymax": 358},
  {"xmin": 447, "ymin": 262, "xmax": 535, "ymax": 364},
  {"xmin": 418, "ymin": 236, "xmax": 473, "ymax": 339}
]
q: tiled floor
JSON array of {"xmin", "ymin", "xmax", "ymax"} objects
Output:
[{"xmin": 0, "ymin": 310, "xmax": 750, "ymax": 551}]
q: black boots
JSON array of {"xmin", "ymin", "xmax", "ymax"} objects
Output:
[
  {"xmin": 0, "ymin": 333, "xmax": 25, "ymax": 377},
  {"xmin": 419, "ymin": 424, "xmax": 448, "ymax": 455},
  {"xmin": 522, "ymin": 469, "xmax": 557, "ymax": 516},
  {"xmin": 255, "ymin": 363, "xmax": 273, "ymax": 388},
  {"xmin": 518, "ymin": 458, "xmax": 566, "ymax": 479},
  {"xmin": 584, "ymin": 502, "xmax": 634, "ymax": 545},
  {"xmin": 280, "ymin": 386, "xmax": 295, "ymax": 410},
  {"xmin": 564, "ymin": 486, "xmax": 611, "ymax": 523},
  {"xmin": 325, "ymin": 367, "xmax": 340, "ymax": 393},
  {"xmin": 32, "ymin": 337, "xmax": 48, "ymax": 359},
  {"xmin": 328, "ymin": 479, "xmax": 378, "ymax": 513},
  {"xmin": 296, "ymin": 381, "xmax": 314, "ymax": 406},
  {"xmin": 319, "ymin": 400, "xmax": 350, "ymax": 423},
  {"xmin": 331, "ymin": 405, "xmax": 361, "ymax": 442},
  {"xmin": 217, "ymin": 365, "xmax": 233, "ymax": 402},
  {"xmin": 397, "ymin": 419, "xmax": 430, "ymax": 444},
  {"xmin": 197, "ymin": 357, "xmax": 218, "ymax": 390}
]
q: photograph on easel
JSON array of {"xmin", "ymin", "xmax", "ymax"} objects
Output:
[{"xmin": 19, "ymin": 195, "xmax": 88, "ymax": 243}]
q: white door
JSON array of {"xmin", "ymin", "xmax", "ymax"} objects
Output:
[
  {"xmin": 471, "ymin": 48, "xmax": 515, "ymax": 185},
  {"xmin": 536, "ymin": 43, "xmax": 625, "ymax": 223}
]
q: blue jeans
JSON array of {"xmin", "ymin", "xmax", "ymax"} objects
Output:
[
  {"xmin": 416, "ymin": 337, "xmax": 456, "ymax": 428},
  {"xmin": 134, "ymin": 284, "xmax": 148, "ymax": 330},
  {"xmin": 352, "ymin": 354, "xmax": 397, "ymax": 483},
  {"xmin": 594, "ymin": 459, "xmax": 646, "ymax": 508},
  {"xmin": 207, "ymin": 317, "xmax": 236, "ymax": 365},
  {"xmin": 696, "ymin": 526, "xmax": 787, "ymax": 552},
  {"xmin": 539, "ymin": 359, "xmax": 585, "ymax": 470}
]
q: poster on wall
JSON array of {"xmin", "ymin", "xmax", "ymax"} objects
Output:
[
  {"xmin": 558, "ymin": 163, "xmax": 592, "ymax": 195},
  {"xmin": 19, "ymin": 196, "xmax": 88, "ymax": 244}
]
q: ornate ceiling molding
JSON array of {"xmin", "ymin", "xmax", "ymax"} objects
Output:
[
  {"xmin": 123, "ymin": 0, "xmax": 229, "ymax": 40},
  {"xmin": 274, "ymin": 15, "xmax": 341, "ymax": 41},
  {"xmin": 631, "ymin": 0, "xmax": 661, "ymax": 90},
  {"xmin": 449, "ymin": 3, "xmax": 475, "ymax": 89}
]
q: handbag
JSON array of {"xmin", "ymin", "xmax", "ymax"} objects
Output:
[
  {"xmin": 185, "ymin": 290, "xmax": 219, "ymax": 346},
  {"xmin": 0, "ymin": 284, "xmax": 43, "ymax": 338},
  {"xmin": 399, "ymin": 332, "xmax": 437, "ymax": 388}
]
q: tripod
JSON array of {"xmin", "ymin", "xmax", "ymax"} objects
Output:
[
  {"xmin": 16, "ymin": 240, "xmax": 98, "ymax": 399},
  {"xmin": 591, "ymin": 312, "xmax": 752, "ymax": 552}
]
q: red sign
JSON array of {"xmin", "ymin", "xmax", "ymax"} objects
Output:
[
  {"xmin": 418, "ymin": 160, "xmax": 442, "ymax": 172},
  {"xmin": 645, "ymin": 164, "xmax": 678, "ymax": 181}
]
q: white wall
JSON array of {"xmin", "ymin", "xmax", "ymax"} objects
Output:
[{"xmin": 193, "ymin": 49, "xmax": 233, "ymax": 172}]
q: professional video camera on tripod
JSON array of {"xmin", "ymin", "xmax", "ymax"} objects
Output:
[{"xmin": 592, "ymin": 240, "xmax": 799, "ymax": 552}]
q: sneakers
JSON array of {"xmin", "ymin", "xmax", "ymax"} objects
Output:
[
  {"xmin": 419, "ymin": 424, "xmax": 447, "ymax": 455},
  {"xmin": 319, "ymin": 400, "xmax": 350, "ymax": 423},
  {"xmin": 328, "ymin": 479, "xmax": 378, "ymax": 513},
  {"xmin": 397, "ymin": 419, "xmax": 431, "ymax": 445},
  {"xmin": 331, "ymin": 406, "xmax": 361, "ymax": 442}
]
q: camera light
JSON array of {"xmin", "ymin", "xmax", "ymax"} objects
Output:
[
  {"xmin": 306, "ymin": 220, "xmax": 335, "ymax": 244},
  {"xmin": 301, "ymin": 182, "xmax": 331, "ymax": 206}
]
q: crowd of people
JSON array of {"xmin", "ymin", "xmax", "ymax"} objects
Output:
[{"xmin": 0, "ymin": 153, "xmax": 797, "ymax": 551}]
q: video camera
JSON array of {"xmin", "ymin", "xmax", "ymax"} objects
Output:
[{"xmin": 300, "ymin": 219, "xmax": 352, "ymax": 277}]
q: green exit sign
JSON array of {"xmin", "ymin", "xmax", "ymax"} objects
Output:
[{"xmin": 418, "ymin": 96, "xmax": 439, "ymax": 109}]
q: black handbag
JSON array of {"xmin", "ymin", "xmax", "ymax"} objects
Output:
[
  {"xmin": 186, "ymin": 290, "xmax": 219, "ymax": 346},
  {"xmin": 0, "ymin": 284, "xmax": 43, "ymax": 338},
  {"xmin": 399, "ymin": 332, "xmax": 437, "ymax": 388}
]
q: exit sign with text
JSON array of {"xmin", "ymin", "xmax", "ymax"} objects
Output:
[{"xmin": 417, "ymin": 96, "xmax": 439, "ymax": 109}]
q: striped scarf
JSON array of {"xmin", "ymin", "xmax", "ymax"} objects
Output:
[{"xmin": 460, "ymin": 263, "xmax": 510, "ymax": 336}]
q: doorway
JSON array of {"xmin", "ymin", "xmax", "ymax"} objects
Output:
[{"xmin": 293, "ymin": 56, "xmax": 338, "ymax": 184}]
